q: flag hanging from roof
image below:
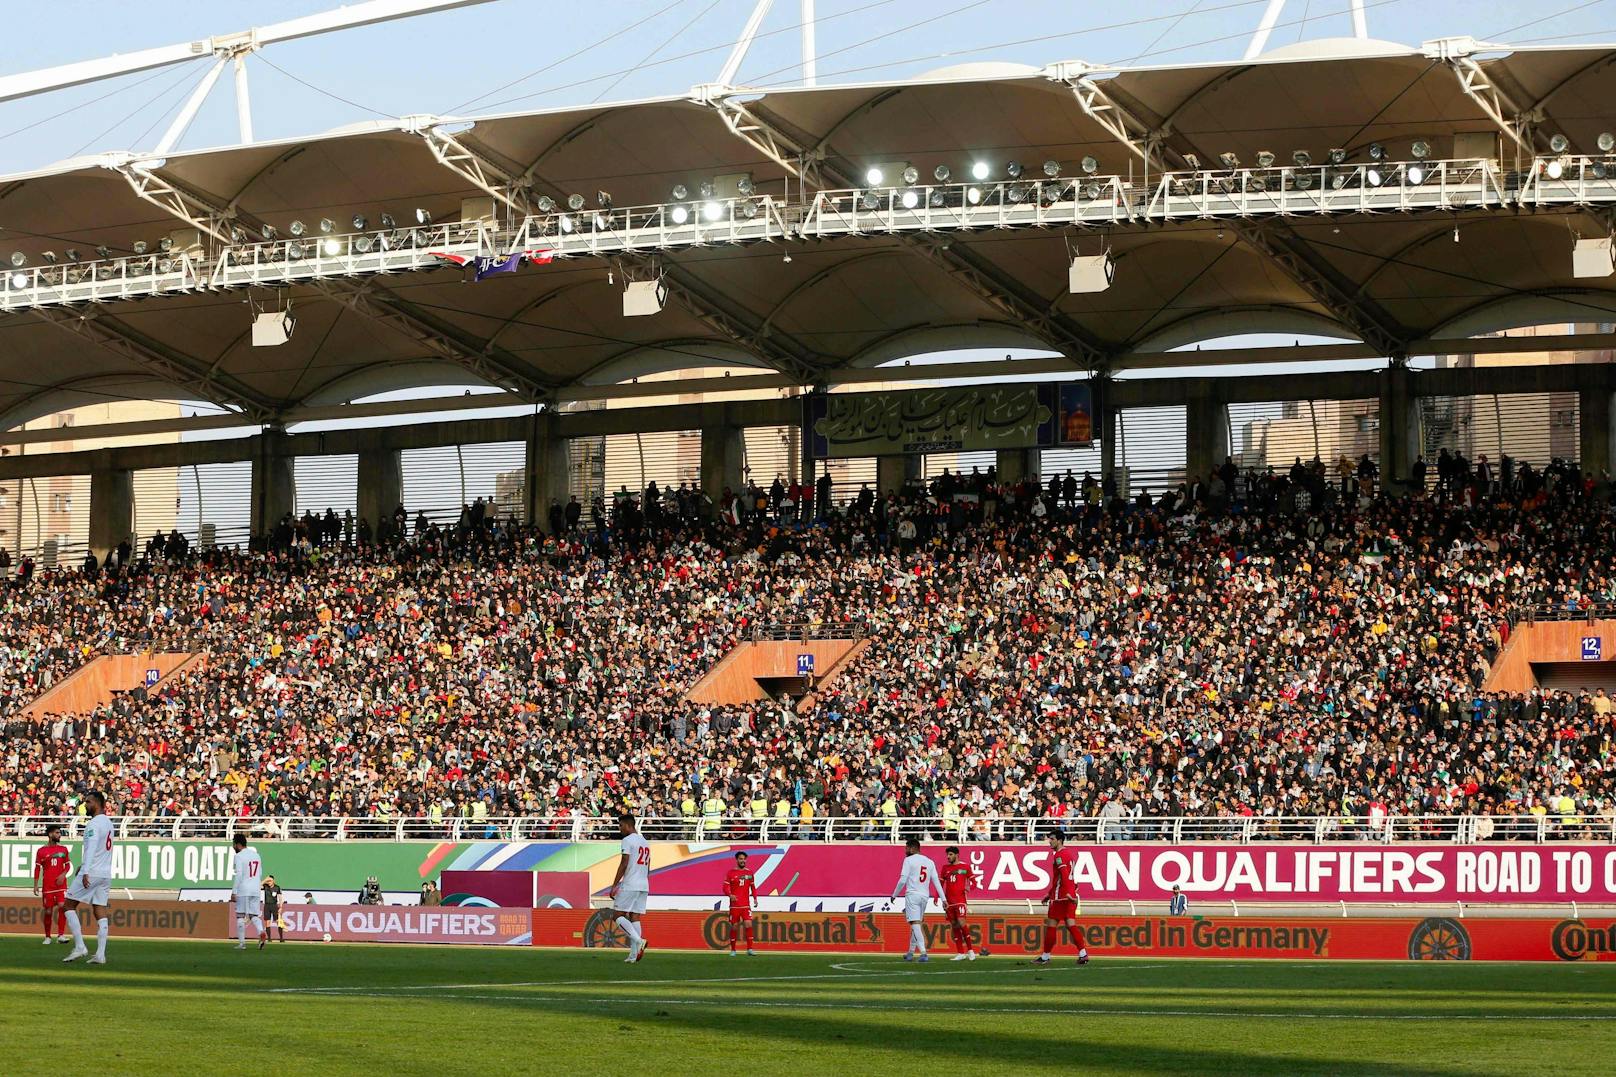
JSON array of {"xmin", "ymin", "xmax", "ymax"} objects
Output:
[
  {"xmin": 473, "ymin": 253, "xmax": 523, "ymax": 281},
  {"xmin": 429, "ymin": 249, "xmax": 557, "ymax": 278}
]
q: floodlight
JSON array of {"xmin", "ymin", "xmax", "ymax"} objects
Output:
[
  {"xmin": 741, "ymin": 200, "xmax": 759, "ymax": 219},
  {"xmin": 1255, "ymin": 150, "xmax": 1275, "ymax": 168},
  {"xmin": 379, "ymin": 212, "xmax": 396, "ymax": 229},
  {"xmin": 966, "ymin": 186, "xmax": 983, "ymax": 204},
  {"xmin": 318, "ymin": 218, "xmax": 335, "ymax": 234},
  {"xmin": 1249, "ymin": 176, "xmax": 1267, "ymax": 192},
  {"xmin": 970, "ymin": 161, "xmax": 990, "ymax": 180},
  {"xmin": 1366, "ymin": 167, "xmax": 1383, "ymax": 187},
  {"xmin": 1328, "ymin": 148, "xmax": 1347, "ymax": 164},
  {"xmin": 260, "ymin": 226, "xmax": 276, "ymax": 241},
  {"xmin": 8, "ymin": 272, "xmax": 25, "ymax": 288},
  {"xmin": 158, "ymin": 237, "xmax": 174, "ymax": 252},
  {"xmin": 95, "ymin": 246, "xmax": 110, "ymax": 258},
  {"xmin": 415, "ymin": 208, "xmax": 432, "ymax": 225},
  {"xmin": 1292, "ymin": 150, "xmax": 1311, "ymax": 167},
  {"xmin": 537, "ymin": 196, "xmax": 556, "ymax": 213},
  {"xmin": 1595, "ymin": 163, "xmax": 1609, "ymax": 180},
  {"xmin": 670, "ymin": 205, "xmax": 690, "ymax": 224},
  {"xmin": 1411, "ymin": 140, "xmax": 1430, "ymax": 159},
  {"xmin": 289, "ymin": 220, "xmax": 306, "ymax": 237},
  {"xmin": 699, "ymin": 181, "xmax": 715, "ymax": 198},
  {"xmin": 558, "ymin": 215, "xmax": 574, "ymax": 233},
  {"xmin": 1043, "ymin": 159, "xmax": 1061, "ymax": 177},
  {"xmin": 41, "ymin": 251, "xmax": 56, "ymax": 264},
  {"xmin": 1081, "ymin": 156, "xmax": 1099, "ymax": 175},
  {"xmin": 321, "ymin": 237, "xmax": 341, "ymax": 255},
  {"xmin": 597, "ymin": 191, "xmax": 613, "ymax": 209},
  {"xmin": 902, "ymin": 166, "xmax": 919, "ymax": 184},
  {"xmin": 8, "ymin": 252, "xmax": 23, "ymax": 267},
  {"xmin": 1004, "ymin": 162, "xmax": 1022, "ymax": 179},
  {"xmin": 702, "ymin": 201, "xmax": 724, "ymax": 221},
  {"xmin": 1601, "ymin": 133, "xmax": 1615, "ymax": 153},
  {"xmin": 866, "ymin": 167, "xmax": 884, "ymax": 185},
  {"xmin": 1293, "ymin": 173, "xmax": 1314, "ymax": 190},
  {"xmin": 859, "ymin": 193, "xmax": 879, "ymax": 210},
  {"xmin": 158, "ymin": 259, "xmax": 174, "ymax": 273},
  {"xmin": 287, "ymin": 241, "xmax": 306, "ymax": 258},
  {"xmin": 1550, "ymin": 134, "xmax": 1570, "ymax": 154},
  {"xmin": 230, "ymin": 227, "xmax": 246, "ymax": 244},
  {"xmin": 900, "ymin": 189, "xmax": 920, "ymax": 209},
  {"xmin": 1083, "ymin": 182, "xmax": 1101, "ymax": 199},
  {"xmin": 65, "ymin": 249, "xmax": 79, "ymax": 262},
  {"xmin": 567, "ymin": 194, "xmax": 585, "ymax": 211},
  {"xmin": 1368, "ymin": 142, "xmax": 1385, "ymax": 160},
  {"xmin": 1219, "ymin": 152, "xmax": 1239, "ymax": 169},
  {"xmin": 671, "ymin": 184, "xmax": 689, "ymax": 200},
  {"xmin": 1546, "ymin": 159, "xmax": 1565, "ymax": 180},
  {"xmin": 1006, "ymin": 185, "xmax": 1025, "ymax": 204},
  {"xmin": 1182, "ymin": 154, "xmax": 1200, "ymax": 170},
  {"xmin": 737, "ymin": 177, "xmax": 755, "ymax": 195},
  {"xmin": 933, "ymin": 165, "xmax": 951, "ymax": 182},
  {"xmin": 928, "ymin": 190, "xmax": 945, "ymax": 207},
  {"xmin": 592, "ymin": 212, "xmax": 608, "ymax": 230},
  {"xmin": 132, "ymin": 241, "xmax": 148, "ymax": 254},
  {"xmin": 1406, "ymin": 163, "xmax": 1425, "ymax": 185},
  {"xmin": 355, "ymin": 235, "xmax": 374, "ymax": 253},
  {"xmin": 352, "ymin": 214, "xmax": 367, "ymax": 230}
]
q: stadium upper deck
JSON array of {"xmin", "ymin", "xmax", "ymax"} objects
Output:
[{"xmin": 3, "ymin": 38, "xmax": 1616, "ymax": 430}]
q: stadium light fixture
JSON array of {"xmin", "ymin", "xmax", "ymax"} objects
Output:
[
  {"xmin": 1550, "ymin": 134, "xmax": 1570, "ymax": 154},
  {"xmin": 132, "ymin": 241, "xmax": 148, "ymax": 254},
  {"xmin": 859, "ymin": 193, "xmax": 879, "ymax": 211},
  {"xmin": 567, "ymin": 194, "xmax": 585, "ymax": 211},
  {"xmin": 970, "ymin": 161, "xmax": 991, "ymax": 181},
  {"xmin": 901, "ymin": 166, "xmax": 919, "ymax": 185},
  {"xmin": 415, "ymin": 208, "xmax": 432, "ymax": 225},
  {"xmin": 158, "ymin": 237, "xmax": 174, "ymax": 252},
  {"xmin": 95, "ymin": 246, "xmax": 110, "ymax": 258},
  {"xmin": 65, "ymin": 249, "xmax": 79, "ymax": 262},
  {"xmin": 1546, "ymin": 159, "xmax": 1565, "ymax": 180},
  {"xmin": 260, "ymin": 226, "xmax": 277, "ymax": 241},
  {"xmin": 739, "ymin": 200, "xmax": 758, "ymax": 219},
  {"xmin": 702, "ymin": 201, "xmax": 724, "ymax": 221},
  {"xmin": 1181, "ymin": 154, "xmax": 1200, "ymax": 170},
  {"xmin": 1596, "ymin": 163, "xmax": 1610, "ymax": 180},
  {"xmin": 900, "ymin": 189, "xmax": 920, "ymax": 209},
  {"xmin": 592, "ymin": 212, "xmax": 608, "ymax": 230},
  {"xmin": 41, "ymin": 251, "xmax": 56, "ymax": 264},
  {"xmin": 537, "ymin": 196, "xmax": 556, "ymax": 213},
  {"xmin": 928, "ymin": 190, "xmax": 945, "ymax": 207},
  {"xmin": 8, "ymin": 252, "xmax": 23, "ymax": 267},
  {"xmin": 287, "ymin": 241, "xmax": 306, "ymax": 259},
  {"xmin": 1083, "ymin": 182, "xmax": 1102, "ymax": 199},
  {"xmin": 1005, "ymin": 161, "xmax": 1023, "ymax": 179},
  {"xmin": 1292, "ymin": 150, "xmax": 1311, "ymax": 167},
  {"xmin": 1043, "ymin": 159, "xmax": 1061, "ymax": 177},
  {"xmin": 1328, "ymin": 148, "xmax": 1347, "ymax": 164},
  {"xmin": 933, "ymin": 165, "xmax": 951, "ymax": 182},
  {"xmin": 865, "ymin": 167, "xmax": 884, "ymax": 185},
  {"xmin": 1368, "ymin": 142, "xmax": 1385, "ymax": 160},
  {"xmin": 321, "ymin": 237, "xmax": 341, "ymax": 255},
  {"xmin": 737, "ymin": 177, "xmax": 755, "ymax": 196},
  {"xmin": 966, "ymin": 186, "xmax": 983, "ymax": 204},
  {"xmin": 597, "ymin": 191, "xmax": 613, "ymax": 209},
  {"xmin": 1410, "ymin": 140, "xmax": 1430, "ymax": 159},
  {"xmin": 355, "ymin": 235, "xmax": 374, "ymax": 253},
  {"xmin": 8, "ymin": 271, "xmax": 24, "ymax": 288},
  {"xmin": 1600, "ymin": 133, "xmax": 1615, "ymax": 153},
  {"xmin": 318, "ymin": 218, "xmax": 335, "ymax": 234},
  {"xmin": 699, "ymin": 182, "xmax": 716, "ymax": 199},
  {"xmin": 1405, "ymin": 163, "xmax": 1426, "ymax": 185},
  {"xmin": 1006, "ymin": 184, "xmax": 1025, "ymax": 204},
  {"xmin": 1255, "ymin": 150, "xmax": 1275, "ymax": 168},
  {"xmin": 351, "ymin": 214, "xmax": 367, "ymax": 230},
  {"xmin": 1366, "ymin": 167, "xmax": 1383, "ymax": 187},
  {"xmin": 379, "ymin": 212, "xmax": 396, "ymax": 229},
  {"xmin": 670, "ymin": 205, "xmax": 690, "ymax": 224},
  {"xmin": 1081, "ymin": 156, "xmax": 1099, "ymax": 175},
  {"xmin": 289, "ymin": 220, "xmax": 306, "ymax": 237},
  {"xmin": 1218, "ymin": 152, "xmax": 1239, "ymax": 170},
  {"xmin": 558, "ymin": 215, "xmax": 574, "ymax": 233}
]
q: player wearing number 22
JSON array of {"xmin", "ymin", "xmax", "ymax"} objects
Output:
[
  {"xmin": 722, "ymin": 851, "xmax": 758, "ymax": 956},
  {"xmin": 891, "ymin": 837, "xmax": 947, "ymax": 962},
  {"xmin": 609, "ymin": 813, "xmax": 650, "ymax": 963},
  {"xmin": 940, "ymin": 846, "xmax": 976, "ymax": 961},
  {"xmin": 231, "ymin": 834, "xmax": 268, "ymax": 950}
]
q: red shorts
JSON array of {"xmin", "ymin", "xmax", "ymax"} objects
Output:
[
  {"xmin": 42, "ymin": 889, "xmax": 65, "ymax": 908},
  {"xmin": 945, "ymin": 902, "xmax": 968, "ymax": 922},
  {"xmin": 1048, "ymin": 899, "xmax": 1078, "ymax": 922},
  {"xmin": 728, "ymin": 908, "xmax": 753, "ymax": 923}
]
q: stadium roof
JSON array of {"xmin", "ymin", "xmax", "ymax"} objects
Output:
[{"xmin": 4, "ymin": 39, "xmax": 1616, "ymax": 427}]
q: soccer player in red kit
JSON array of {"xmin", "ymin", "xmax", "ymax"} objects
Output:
[
  {"xmin": 722, "ymin": 851, "xmax": 758, "ymax": 956},
  {"xmin": 1035, "ymin": 830, "xmax": 1089, "ymax": 966},
  {"xmin": 940, "ymin": 846, "xmax": 975, "ymax": 961},
  {"xmin": 32, "ymin": 824, "xmax": 71, "ymax": 945}
]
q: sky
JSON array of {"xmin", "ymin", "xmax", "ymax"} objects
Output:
[{"xmin": 0, "ymin": 0, "xmax": 1611, "ymax": 171}]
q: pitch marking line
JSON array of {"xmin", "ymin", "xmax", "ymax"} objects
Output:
[{"xmin": 259, "ymin": 989, "xmax": 1616, "ymax": 1021}]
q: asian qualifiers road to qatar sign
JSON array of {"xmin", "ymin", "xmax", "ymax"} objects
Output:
[{"xmin": 639, "ymin": 844, "xmax": 1616, "ymax": 904}]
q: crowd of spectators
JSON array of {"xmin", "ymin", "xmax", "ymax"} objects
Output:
[{"xmin": 1, "ymin": 450, "xmax": 1614, "ymax": 836}]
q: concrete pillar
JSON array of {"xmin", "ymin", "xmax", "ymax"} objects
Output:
[
  {"xmin": 1579, "ymin": 387, "xmax": 1613, "ymax": 489},
  {"xmin": 88, "ymin": 468, "xmax": 133, "ymax": 559},
  {"xmin": 250, "ymin": 431, "xmax": 295, "ymax": 535},
  {"xmin": 1378, "ymin": 366, "xmax": 1419, "ymax": 493},
  {"xmin": 700, "ymin": 421, "xmax": 744, "ymax": 502},
  {"xmin": 996, "ymin": 448, "xmax": 1036, "ymax": 484},
  {"xmin": 1100, "ymin": 411, "xmax": 1118, "ymax": 493},
  {"xmin": 877, "ymin": 454, "xmax": 920, "ymax": 496},
  {"xmin": 1185, "ymin": 389, "xmax": 1228, "ymax": 483},
  {"xmin": 356, "ymin": 449, "xmax": 402, "ymax": 534},
  {"xmin": 526, "ymin": 412, "xmax": 571, "ymax": 530}
]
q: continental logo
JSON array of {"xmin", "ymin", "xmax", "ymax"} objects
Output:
[
  {"xmin": 1551, "ymin": 919, "xmax": 1616, "ymax": 961},
  {"xmin": 701, "ymin": 912, "xmax": 883, "ymax": 949}
]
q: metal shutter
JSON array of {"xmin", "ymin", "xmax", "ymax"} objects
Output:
[
  {"xmin": 1227, "ymin": 398, "xmax": 1379, "ymax": 473},
  {"xmin": 401, "ymin": 442, "xmax": 528, "ymax": 526},
  {"xmin": 1112, "ymin": 406, "xmax": 1186, "ymax": 496},
  {"xmin": 293, "ymin": 454, "xmax": 359, "ymax": 520},
  {"xmin": 132, "ymin": 461, "xmax": 252, "ymax": 549},
  {"xmin": 1418, "ymin": 391, "xmax": 1579, "ymax": 477},
  {"xmin": 923, "ymin": 449, "xmax": 996, "ymax": 482},
  {"xmin": 1038, "ymin": 444, "xmax": 1102, "ymax": 483},
  {"xmin": 0, "ymin": 474, "xmax": 90, "ymax": 564},
  {"xmin": 743, "ymin": 425, "xmax": 800, "ymax": 486},
  {"xmin": 816, "ymin": 456, "xmax": 877, "ymax": 506}
]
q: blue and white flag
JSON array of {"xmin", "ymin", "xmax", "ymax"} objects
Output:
[{"xmin": 473, "ymin": 253, "xmax": 523, "ymax": 281}]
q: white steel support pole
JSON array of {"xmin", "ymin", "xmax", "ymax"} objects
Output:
[
  {"xmin": 155, "ymin": 57, "xmax": 229, "ymax": 155},
  {"xmin": 233, "ymin": 54, "xmax": 254, "ymax": 144},
  {"xmin": 801, "ymin": 0, "xmax": 817, "ymax": 86},
  {"xmin": 1350, "ymin": 0, "xmax": 1368, "ymax": 39},
  {"xmin": 717, "ymin": 0, "xmax": 775, "ymax": 87},
  {"xmin": 1244, "ymin": 0, "xmax": 1287, "ymax": 60}
]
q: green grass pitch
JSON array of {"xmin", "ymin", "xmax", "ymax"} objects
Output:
[{"xmin": 3, "ymin": 937, "xmax": 1614, "ymax": 1076}]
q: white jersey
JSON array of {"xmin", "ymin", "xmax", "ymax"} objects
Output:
[
  {"xmin": 79, "ymin": 814, "xmax": 114, "ymax": 878},
  {"xmin": 619, "ymin": 831, "xmax": 651, "ymax": 891},
  {"xmin": 892, "ymin": 853, "xmax": 943, "ymax": 901},
  {"xmin": 232, "ymin": 846, "xmax": 263, "ymax": 897}
]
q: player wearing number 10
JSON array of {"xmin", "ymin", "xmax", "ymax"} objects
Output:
[
  {"xmin": 231, "ymin": 835, "xmax": 268, "ymax": 951},
  {"xmin": 609, "ymin": 813, "xmax": 650, "ymax": 963}
]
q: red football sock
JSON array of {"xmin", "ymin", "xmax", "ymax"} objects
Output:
[
  {"xmin": 1042, "ymin": 926, "xmax": 1057, "ymax": 953},
  {"xmin": 746, "ymin": 924, "xmax": 755, "ymax": 949}
]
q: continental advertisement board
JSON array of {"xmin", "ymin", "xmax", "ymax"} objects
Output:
[
  {"xmin": 0, "ymin": 896, "xmax": 230, "ymax": 940},
  {"xmin": 531, "ymin": 909, "xmax": 1616, "ymax": 963},
  {"xmin": 8, "ymin": 838, "xmax": 1616, "ymax": 906}
]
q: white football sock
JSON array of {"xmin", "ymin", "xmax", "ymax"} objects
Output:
[
  {"xmin": 615, "ymin": 917, "xmax": 643, "ymax": 946},
  {"xmin": 237, "ymin": 918, "xmax": 247, "ymax": 944},
  {"xmin": 251, "ymin": 915, "xmax": 265, "ymax": 936},
  {"xmin": 910, "ymin": 923, "xmax": 925, "ymax": 954},
  {"xmin": 65, "ymin": 910, "xmax": 83, "ymax": 948},
  {"xmin": 95, "ymin": 917, "xmax": 109, "ymax": 958}
]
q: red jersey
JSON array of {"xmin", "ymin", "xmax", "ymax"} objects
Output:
[
  {"xmin": 1049, "ymin": 847, "xmax": 1080, "ymax": 901},
  {"xmin": 34, "ymin": 843, "xmax": 71, "ymax": 891},
  {"xmin": 940, "ymin": 863, "xmax": 971, "ymax": 906},
  {"xmin": 723, "ymin": 868, "xmax": 757, "ymax": 910}
]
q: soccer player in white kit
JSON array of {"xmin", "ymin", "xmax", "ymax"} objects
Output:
[
  {"xmin": 61, "ymin": 791, "xmax": 114, "ymax": 965},
  {"xmin": 889, "ymin": 837, "xmax": 946, "ymax": 962},
  {"xmin": 231, "ymin": 834, "xmax": 268, "ymax": 951},
  {"xmin": 608, "ymin": 813, "xmax": 650, "ymax": 963}
]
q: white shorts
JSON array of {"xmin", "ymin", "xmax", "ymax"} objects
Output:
[
  {"xmin": 66, "ymin": 875, "xmax": 111, "ymax": 906},
  {"xmin": 903, "ymin": 893, "xmax": 929, "ymax": 923},
  {"xmin": 235, "ymin": 894, "xmax": 262, "ymax": 917},
  {"xmin": 613, "ymin": 888, "xmax": 648, "ymax": 916}
]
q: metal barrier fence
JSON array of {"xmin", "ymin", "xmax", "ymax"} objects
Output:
[{"xmin": 2, "ymin": 814, "xmax": 1607, "ymax": 843}]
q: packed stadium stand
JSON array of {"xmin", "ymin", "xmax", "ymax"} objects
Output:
[{"xmin": 2, "ymin": 451, "xmax": 1610, "ymax": 834}]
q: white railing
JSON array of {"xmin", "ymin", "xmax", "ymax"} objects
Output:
[
  {"xmin": 3, "ymin": 156, "xmax": 1613, "ymax": 311},
  {"xmin": 2, "ymin": 813, "xmax": 1607, "ymax": 844}
]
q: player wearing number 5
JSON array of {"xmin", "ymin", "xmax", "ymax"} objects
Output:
[
  {"xmin": 231, "ymin": 834, "xmax": 268, "ymax": 951},
  {"xmin": 890, "ymin": 837, "xmax": 945, "ymax": 962},
  {"xmin": 61, "ymin": 790, "xmax": 113, "ymax": 965},
  {"xmin": 608, "ymin": 813, "xmax": 650, "ymax": 963}
]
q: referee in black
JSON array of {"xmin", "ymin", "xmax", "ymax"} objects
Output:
[{"xmin": 262, "ymin": 874, "xmax": 286, "ymax": 942}]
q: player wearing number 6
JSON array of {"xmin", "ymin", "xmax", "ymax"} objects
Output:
[
  {"xmin": 61, "ymin": 790, "xmax": 113, "ymax": 965},
  {"xmin": 230, "ymin": 835, "xmax": 268, "ymax": 951},
  {"xmin": 608, "ymin": 813, "xmax": 650, "ymax": 963},
  {"xmin": 890, "ymin": 837, "xmax": 945, "ymax": 962}
]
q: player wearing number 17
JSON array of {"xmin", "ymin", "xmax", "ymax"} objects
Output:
[
  {"xmin": 231, "ymin": 835, "xmax": 268, "ymax": 951},
  {"xmin": 608, "ymin": 813, "xmax": 650, "ymax": 963}
]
